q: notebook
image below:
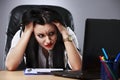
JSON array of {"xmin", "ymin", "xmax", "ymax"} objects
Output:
[
  {"xmin": 24, "ymin": 68, "xmax": 63, "ymax": 75},
  {"xmin": 51, "ymin": 19, "xmax": 120, "ymax": 79}
]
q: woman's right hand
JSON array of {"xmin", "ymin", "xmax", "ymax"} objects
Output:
[
  {"xmin": 24, "ymin": 22, "xmax": 34, "ymax": 33},
  {"xmin": 5, "ymin": 22, "xmax": 34, "ymax": 71}
]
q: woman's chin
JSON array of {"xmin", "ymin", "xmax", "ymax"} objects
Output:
[{"xmin": 45, "ymin": 47, "xmax": 53, "ymax": 51}]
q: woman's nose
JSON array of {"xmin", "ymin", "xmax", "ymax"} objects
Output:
[{"xmin": 45, "ymin": 36, "xmax": 51, "ymax": 43}]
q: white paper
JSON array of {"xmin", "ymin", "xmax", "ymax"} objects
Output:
[{"xmin": 24, "ymin": 68, "xmax": 63, "ymax": 75}]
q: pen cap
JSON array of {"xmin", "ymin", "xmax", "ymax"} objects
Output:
[{"xmin": 114, "ymin": 53, "xmax": 120, "ymax": 62}]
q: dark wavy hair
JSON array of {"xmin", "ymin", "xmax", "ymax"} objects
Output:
[
  {"xmin": 21, "ymin": 7, "xmax": 65, "ymax": 69},
  {"xmin": 22, "ymin": 7, "xmax": 66, "ymax": 29}
]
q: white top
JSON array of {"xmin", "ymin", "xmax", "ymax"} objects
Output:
[{"xmin": 10, "ymin": 27, "xmax": 79, "ymax": 69}]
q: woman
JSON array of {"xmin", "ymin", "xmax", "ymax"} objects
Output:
[{"xmin": 5, "ymin": 8, "xmax": 82, "ymax": 71}]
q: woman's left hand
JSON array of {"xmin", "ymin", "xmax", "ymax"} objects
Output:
[{"xmin": 53, "ymin": 22, "xmax": 67, "ymax": 34}]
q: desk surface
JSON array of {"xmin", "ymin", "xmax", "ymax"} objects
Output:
[{"xmin": 0, "ymin": 71, "xmax": 77, "ymax": 80}]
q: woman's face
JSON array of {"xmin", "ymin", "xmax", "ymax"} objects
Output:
[{"xmin": 34, "ymin": 24, "xmax": 57, "ymax": 51}]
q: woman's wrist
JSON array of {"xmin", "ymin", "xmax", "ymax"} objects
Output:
[
  {"xmin": 61, "ymin": 30, "xmax": 69, "ymax": 38},
  {"xmin": 61, "ymin": 29, "xmax": 72, "ymax": 42}
]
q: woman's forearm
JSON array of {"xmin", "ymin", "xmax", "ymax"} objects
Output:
[
  {"xmin": 5, "ymin": 31, "xmax": 32, "ymax": 71},
  {"xmin": 64, "ymin": 41, "xmax": 82, "ymax": 70},
  {"xmin": 62, "ymin": 31, "xmax": 82, "ymax": 71}
]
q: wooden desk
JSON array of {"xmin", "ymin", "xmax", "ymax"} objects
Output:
[{"xmin": 0, "ymin": 71, "xmax": 77, "ymax": 80}]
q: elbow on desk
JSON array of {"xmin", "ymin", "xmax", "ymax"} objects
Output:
[
  {"xmin": 5, "ymin": 62, "xmax": 17, "ymax": 71},
  {"xmin": 5, "ymin": 65, "xmax": 16, "ymax": 71},
  {"xmin": 72, "ymin": 65, "xmax": 82, "ymax": 71}
]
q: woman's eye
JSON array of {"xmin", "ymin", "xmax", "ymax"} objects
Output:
[
  {"xmin": 49, "ymin": 32, "xmax": 55, "ymax": 36},
  {"xmin": 38, "ymin": 34, "xmax": 44, "ymax": 38}
]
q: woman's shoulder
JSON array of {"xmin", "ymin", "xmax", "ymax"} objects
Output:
[
  {"xmin": 10, "ymin": 29, "xmax": 22, "ymax": 49},
  {"xmin": 66, "ymin": 27, "xmax": 73, "ymax": 31},
  {"xmin": 13, "ymin": 29, "xmax": 22, "ymax": 38},
  {"xmin": 66, "ymin": 27, "xmax": 75, "ymax": 35}
]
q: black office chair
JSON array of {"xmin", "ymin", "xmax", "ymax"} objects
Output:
[{"xmin": 5, "ymin": 5, "xmax": 74, "ymax": 69}]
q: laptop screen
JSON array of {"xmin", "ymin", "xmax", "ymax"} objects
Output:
[{"xmin": 82, "ymin": 19, "xmax": 120, "ymax": 78}]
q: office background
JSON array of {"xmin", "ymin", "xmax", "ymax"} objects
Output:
[{"xmin": 0, "ymin": 0, "xmax": 120, "ymax": 70}]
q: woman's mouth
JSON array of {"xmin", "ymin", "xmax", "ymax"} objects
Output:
[{"xmin": 45, "ymin": 43, "xmax": 53, "ymax": 48}]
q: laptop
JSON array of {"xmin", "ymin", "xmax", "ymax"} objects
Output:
[{"xmin": 51, "ymin": 19, "xmax": 120, "ymax": 79}]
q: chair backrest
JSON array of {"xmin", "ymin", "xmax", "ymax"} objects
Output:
[{"xmin": 5, "ymin": 5, "xmax": 74, "ymax": 55}]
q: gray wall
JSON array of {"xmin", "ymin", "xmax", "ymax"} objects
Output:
[{"xmin": 0, "ymin": 0, "xmax": 120, "ymax": 70}]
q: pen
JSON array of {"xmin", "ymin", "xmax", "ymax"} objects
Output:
[
  {"xmin": 101, "ymin": 48, "xmax": 109, "ymax": 60},
  {"xmin": 99, "ymin": 56, "xmax": 103, "ymax": 61},
  {"xmin": 99, "ymin": 56, "xmax": 105, "ymax": 61},
  {"xmin": 114, "ymin": 53, "xmax": 120, "ymax": 62},
  {"xmin": 99, "ymin": 56, "xmax": 116, "ymax": 80},
  {"xmin": 99, "ymin": 56, "xmax": 113, "ymax": 80}
]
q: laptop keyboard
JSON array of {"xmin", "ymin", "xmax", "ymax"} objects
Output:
[
  {"xmin": 51, "ymin": 70, "xmax": 83, "ymax": 79},
  {"xmin": 51, "ymin": 70, "xmax": 101, "ymax": 79}
]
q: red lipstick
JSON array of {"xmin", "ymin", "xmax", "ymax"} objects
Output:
[{"xmin": 45, "ymin": 43, "xmax": 52, "ymax": 48}]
